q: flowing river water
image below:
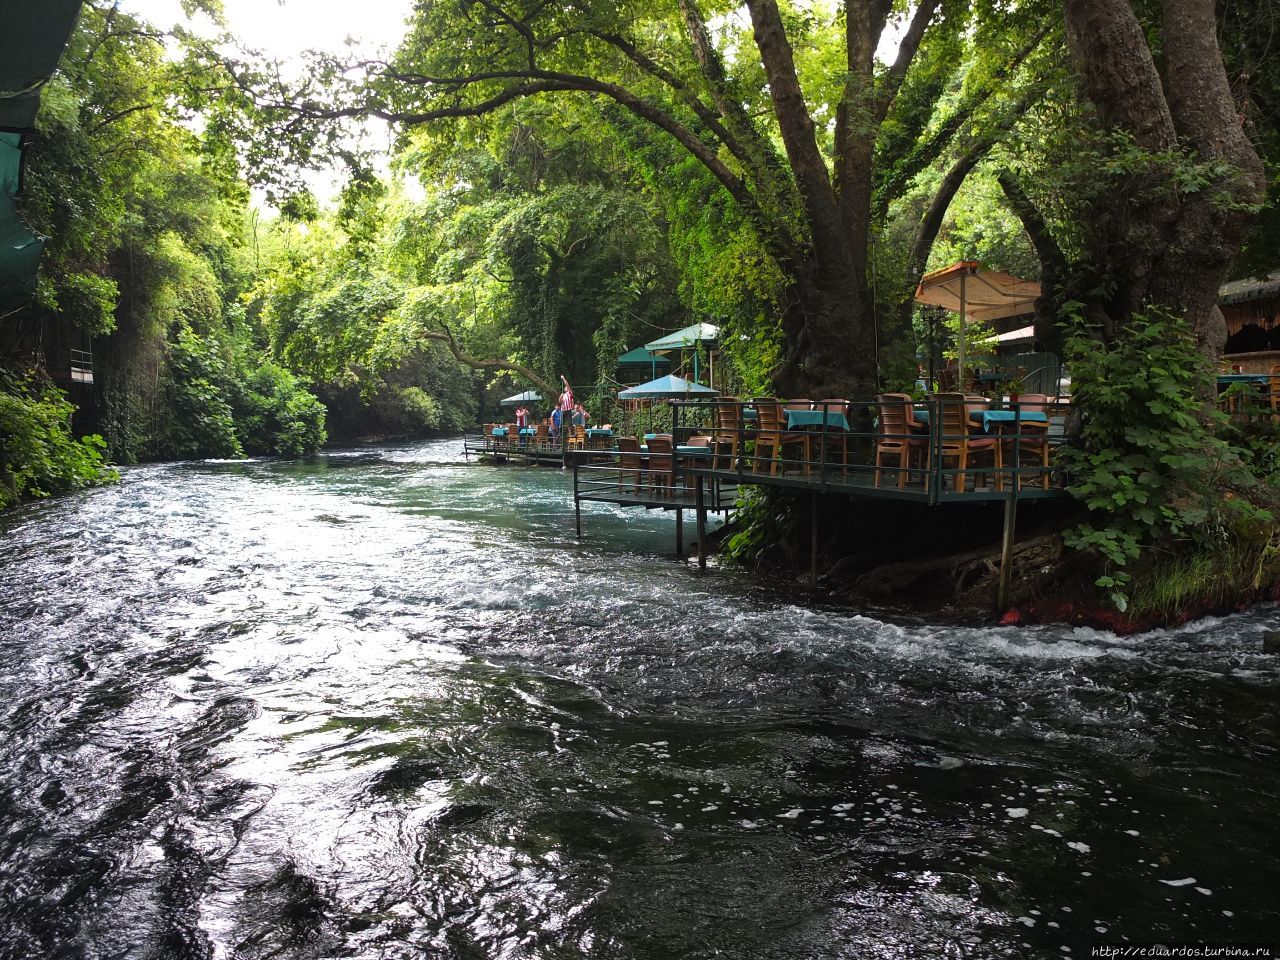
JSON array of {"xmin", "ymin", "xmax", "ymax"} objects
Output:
[{"xmin": 0, "ymin": 439, "xmax": 1277, "ymax": 959}]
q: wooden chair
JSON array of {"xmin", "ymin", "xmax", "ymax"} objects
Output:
[
  {"xmin": 874, "ymin": 393, "xmax": 927, "ymax": 489},
  {"xmin": 816, "ymin": 398, "xmax": 851, "ymax": 473},
  {"xmin": 1004, "ymin": 394, "xmax": 1052, "ymax": 489},
  {"xmin": 751, "ymin": 398, "xmax": 812, "ymax": 475},
  {"xmin": 567, "ymin": 424, "xmax": 586, "ymax": 450},
  {"xmin": 928, "ymin": 393, "xmax": 1000, "ymax": 492},
  {"xmin": 711, "ymin": 398, "xmax": 744, "ymax": 470},
  {"xmin": 681, "ymin": 435, "xmax": 711, "ymax": 493},
  {"xmin": 616, "ymin": 436, "xmax": 642, "ymax": 492},
  {"xmin": 645, "ymin": 435, "xmax": 675, "ymax": 497},
  {"xmin": 534, "ymin": 423, "xmax": 549, "ymax": 450}
]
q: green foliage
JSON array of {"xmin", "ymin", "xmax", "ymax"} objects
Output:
[
  {"xmin": 1128, "ymin": 528, "xmax": 1280, "ymax": 620},
  {"xmin": 232, "ymin": 361, "xmax": 328, "ymax": 457},
  {"xmin": 160, "ymin": 326, "xmax": 327, "ymax": 460},
  {"xmin": 1061, "ymin": 306, "xmax": 1268, "ymax": 609},
  {"xmin": 162, "ymin": 327, "xmax": 243, "ymax": 459},
  {"xmin": 0, "ymin": 372, "xmax": 116, "ymax": 510},
  {"xmin": 721, "ymin": 489, "xmax": 803, "ymax": 569}
]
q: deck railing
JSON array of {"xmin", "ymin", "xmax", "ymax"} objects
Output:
[{"xmin": 665, "ymin": 396, "xmax": 1074, "ymax": 504}]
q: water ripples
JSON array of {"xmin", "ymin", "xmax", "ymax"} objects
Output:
[{"xmin": 0, "ymin": 439, "xmax": 1277, "ymax": 958}]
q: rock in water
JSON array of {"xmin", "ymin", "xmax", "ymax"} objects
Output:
[{"xmin": 1263, "ymin": 630, "xmax": 1280, "ymax": 654}]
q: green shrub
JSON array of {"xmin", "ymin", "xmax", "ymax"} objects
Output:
[
  {"xmin": 233, "ymin": 361, "xmax": 327, "ymax": 457},
  {"xmin": 1062, "ymin": 306, "xmax": 1270, "ymax": 610},
  {"xmin": 162, "ymin": 328, "xmax": 243, "ymax": 459},
  {"xmin": 371, "ymin": 384, "xmax": 443, "ymax": 435},
  {"xmin": 0, "ymin": 372, "xmax": 117, "ymax": 510}
]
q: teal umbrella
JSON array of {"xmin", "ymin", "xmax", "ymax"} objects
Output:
[
  {"xmin": 500, "ymin": 390, "xmax": 542, "ymax": 406},
  {"xmin": 617, "ymin": 374, "xmax": 719, "ymax": 400}
]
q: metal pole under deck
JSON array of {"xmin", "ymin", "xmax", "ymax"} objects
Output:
[
  {"xmin": 675, "ymin": 508, "xmax": 683, "ymax": 558},
  {"xmin": 997, "ymin": 403, "xmax": 1022, "ymax": 610},
  {"xmin": 574, "ymin": 461, "xmax": 582, "ymax": 540},
  {"xmin": 809, "ymin": 491, "xmax": 819, "ymax": 588},
  {"xmin": 695, "ymin": 475, "xmax": 707, "ymax": 572}
]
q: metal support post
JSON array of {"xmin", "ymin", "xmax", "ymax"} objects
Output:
[
  {"xmin": 809, "ymin": 491, "xmax": 819, "ymax": 588},
  {"xmin": 675, "ymin": 508, "xmax": 683, "ymax": 558},
  {"xmin": 695, "ymin": 476, "xmax": 707, "ymax": 572},
  {"xmin": 574, "ymin": 462, "xmax": 582, "ymax": 540},
  {"xmin": 997, "ymin": 403, "xmax": 1022, "ymax": 610}
]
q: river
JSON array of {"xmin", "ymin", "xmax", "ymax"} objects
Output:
[{"xmin": 0, "ymin": 439, "xmax": 1276, "ymax": 958}]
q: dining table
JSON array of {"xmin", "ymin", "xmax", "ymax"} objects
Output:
[
  {"xmin": 912, "ymin": 409, "xmax": 1048, "ymax": 432},
  {"xmin": 785, "ymin": 409, "xmax": 851, "ymax": 431},
  {"xmin": 1216, "ymin": 373, "xmax": 1271, "ymax": 386}
]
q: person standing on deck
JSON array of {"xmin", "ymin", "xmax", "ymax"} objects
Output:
[{"xmin": 557, "ymin": 376, "xmax": 574, "ymax": 445}]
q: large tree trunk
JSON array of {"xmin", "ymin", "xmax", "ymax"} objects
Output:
[
  {"xmin": 773, "ymin": 255, "xmax": 875, "ymax": 399},
  {"xmin": 1061, "ymin": 0, "xmax": 1265, "ymax": 349}
]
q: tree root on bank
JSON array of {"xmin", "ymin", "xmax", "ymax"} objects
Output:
[{"xmin": 830, "ymin": 534, "xmax": 1069, "ymax": 616}]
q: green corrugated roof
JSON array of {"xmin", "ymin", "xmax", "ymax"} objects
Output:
[
  {"xmin": 0, "ymin": 0, "xmax": 84, "ymax": 314},
  {"xmin": 617, "ymin": 346, "xmax": 670, "ymax": 366},
  {"xmin": 643, "ymin": 322, "xmax": 719, "ymax": 353}
]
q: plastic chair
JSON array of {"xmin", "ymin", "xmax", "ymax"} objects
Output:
[
  {"xmin": 929, "ymin": 393, "xmax": 1000, "ymax": 492},
  {"xmin": 752, "ymin": 398, "xmax": 812, "ymax": 475},
  {"xmin": 645, "ymin": 435, "xmax": 675, "ymax": 497},
  {"xmin": 616, "ymin": 436, "xmax": 642, "ymax": 493},
  {"xmin": 874, "ymin": 394, "xmax": 926, "ymax": 488},
  {"xmin": 711, "ymin": 398, "xmax": 743, "ymax": 470}
]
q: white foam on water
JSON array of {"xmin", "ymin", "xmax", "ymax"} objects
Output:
[
  {"xmin": 1159, "ymin": 877, "xmax": 1197, "ymax": 887},
  {"xmin": 778, "ymin": 808, "xmax": 803, "ymax": 819},
  {"xmin": 1067, "ymin": 841, "xmax": 1091, "ymax": 853},
  {"xmin": 1007, "ymin": 807, "xmax": 1029, "ymax": 818}
]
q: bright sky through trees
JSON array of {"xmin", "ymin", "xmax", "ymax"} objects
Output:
[{"xmin": 121, "ymin": 0, "xmax": 415, "ymax": 204}]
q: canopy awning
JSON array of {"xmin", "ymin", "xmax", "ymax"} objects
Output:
[
  {"xmin": 617, "ymin": 374, "xmax": 719, "ymax": 400},
  {"xmin": 617, "ymin": 346, "xmax": 671, "ymax": 366},
  {"xmin": 0, "ymin": 1, "xmax": 83, "ymax": 315},
  {"xmin": 499, "ymin": 390, "xmax": 542, "ymax": 406},
  {"xmin": 995, "ymin": 324, "xmax": 1035, "ymax": 344},
  {"xmin": 643, "ymin": 322, "xmax": 719, "ymax": 353},
  {"xmin": 914, "ymin": 262, "xmax": 1041, "ymax": 323},
  {"xmin": 914, "ymin": 261, "xmax": 1040, "ymax": 385}
]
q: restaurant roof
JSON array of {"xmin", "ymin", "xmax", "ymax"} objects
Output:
[{"xmin": 1219, "ymin": 271, "xmax": 1280, "ymax": 306}]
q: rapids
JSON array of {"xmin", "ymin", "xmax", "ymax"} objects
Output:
[{"xmin": 1, "ymin": 439, "xmax": 1276, "ymax": 958}]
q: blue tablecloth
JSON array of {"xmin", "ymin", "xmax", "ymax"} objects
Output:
[
  {"xmin": 585, "ymin": 428, "xmax": 613, "ymax": 437},
  {"xmin": 973, "ymin": 410, "xmax": 1048, "ymax": 432},
  {"xmin": 1217, "ymin": 373, "xmax": 1270, "ymax": 386},
  {"xmin": 518, "ymin": 427, "xmax": 535, "ymax": 436},
  {"xmin": 913, "ymin": 410, "xmax": 1048, "ymax": 432},
  {"xmin": 676, "ymin": 445, "xmax": 712, "ymax": 455},
  {"xmin": 785, "ymin": 410, "xmax": 851, "ymax": 431},
  {"xmin": 491, "ymin": 427, "xmax": 508, "ymax": 437}
]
